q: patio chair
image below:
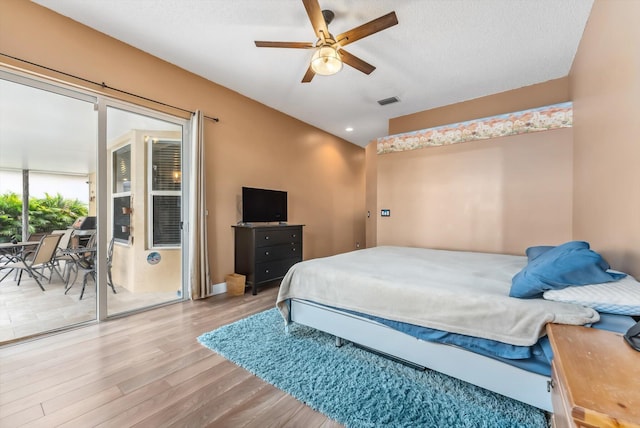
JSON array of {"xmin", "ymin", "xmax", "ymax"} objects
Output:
[
  {"xmin": 0, "ymin": 233, "xmax": 62, "ymax": 291},
  {"xmin": 62, "ymin": 232, "xmax": 95, "ymax": 292},
  {"xmin": 51, "ymin": 228, "xmax": 75, "ymax": 281},
  {"xmin": 62, "ymin": 235, "xmax": 118, "ymax": 299},
  {"xmin": 76, "ymin": 249, "xmax": 96, "ymax": 300},
  {"xmin": 29, "ymin": 231, "xmax": 47, "ymax": 240},
  {"xmin": 12, "ymin": 231, "xmax": 50, "ymax": 262},
  {"xmin": 107, "ymin": 236, "xmax": 117, "ymax": 294},
  {"xmin": 77, "ymin": 236, "xmax": 117, "ymax": 299},
  {"xmin": 53, "ymin": 229, "xmax": 73, "ymax": 251}
]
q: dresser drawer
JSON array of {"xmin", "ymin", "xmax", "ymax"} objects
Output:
[
  {"xmin": 255, "ymin": 243, "xmax": 301, "ymax": 263},
  {"xmin": 255, "ymin": 228, "xmax": 302, "ymax": 247},
  {"xmin": 233, "ymin": 224, "xmax": 304, "ymax": 294},
  {"xmin": 254, "ymin": 257, "xmax": 301, "ymax": 284}
]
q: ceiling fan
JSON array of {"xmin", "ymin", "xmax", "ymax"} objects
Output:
[{"xmin": 254, "ymin": 0, "xmax": 398, "ymax": 83}]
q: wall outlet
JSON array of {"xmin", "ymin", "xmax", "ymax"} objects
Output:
[{"xmin": 381, "ymin": 209, "xmax": 391, "ymax": 217}]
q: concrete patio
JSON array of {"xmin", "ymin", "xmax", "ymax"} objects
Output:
[{"xmin": 0, "ymin": 269, "xmax": 179, "ymax": 343}]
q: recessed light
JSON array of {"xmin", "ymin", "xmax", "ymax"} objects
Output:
[{"xmin": 345, "ymin": 127, "xmax": 354, "ymax": 132}]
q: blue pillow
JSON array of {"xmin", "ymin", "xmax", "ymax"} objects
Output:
[
  {"xmin": 510, "ymin": 241, "xmax": 627, "ymax": 298},
  {"xmin": 525, "ymin": 245, "xmax": 555, "ymax": 261}
]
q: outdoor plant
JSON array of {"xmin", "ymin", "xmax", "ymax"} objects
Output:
[{"xmin": 0, "ymin": 192, "xmax": 88, "ymax": 242}]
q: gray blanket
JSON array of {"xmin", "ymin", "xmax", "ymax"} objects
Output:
[{"xmin": 276, "ymin": 246, "xmax": 599, "ymax": 346}]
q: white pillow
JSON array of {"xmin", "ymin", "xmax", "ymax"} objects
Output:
[{"xmin": 542, "ymin": 274, "xmax": 640, "ymax": 315}]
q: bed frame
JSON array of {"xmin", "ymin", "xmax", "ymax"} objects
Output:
[{"xmin": 289, "ymin": 298, "xmax": 553, "ymax": 412}]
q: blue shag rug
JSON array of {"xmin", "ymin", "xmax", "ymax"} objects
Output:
[{"xmin": 198, "ymin": 308, "xmax": 549, "ymax": 428}]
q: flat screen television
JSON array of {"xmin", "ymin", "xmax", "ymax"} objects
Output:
[{"xmin": 242, "ymin": 186, "xmax": 287, "ymax": 223}]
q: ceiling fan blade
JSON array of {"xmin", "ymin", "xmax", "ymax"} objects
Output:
[
  {"xmin": 255, "ymin": 41, "xmax": 314, "ymax": 49},
  {"xmin": 302, "ymin": 65, "xmax": 316, "ymax": 83},
  {"xmin": 339, "ymin": 49, "xmax": 376, "ymax": 75},
  {"xmin": 302, "ymin": 0, "xmax": 330, "ymax": 41},
  {"xmin": 336, "ymin": 11, "xmax": 398, "ymax": 48}
]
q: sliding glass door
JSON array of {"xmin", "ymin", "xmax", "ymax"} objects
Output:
[
  {"xmin": 0, "ymin": 69, "xmax": 190, "ymax": 343},
  {"xmin": 104, "ymin": 104, "xmax": 187, "ymax": 316},
  {"xmin": 0, "ymin": 71, "xmax": 98, "ymax": 342}
]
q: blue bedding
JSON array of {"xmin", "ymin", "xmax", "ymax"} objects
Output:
[
  {"xmin": 338, "ymin": 306, "xmax": 635, "ymax": 376},
  {"xmin": 510, "ymin": 241, "xmax": 626, "ymax": 298}
]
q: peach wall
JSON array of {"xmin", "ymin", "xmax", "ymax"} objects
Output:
[
  {"xmin": 372, "ymin": 80, "xmax": 573, "ymax": 254},
  {"xmin": 376, "ymin": 129, "xmax": 573, "ymax": 254},
  {"xmin": 365, "ymin": 141, "xmax": 378, "ymax": 247},
  {"xmin": 570, "ymin": 0, "xmax": 640, "ymax": 277},
  {"xmin": 0, "ymin": 0, "xmax": 365, "ymax": 286}
]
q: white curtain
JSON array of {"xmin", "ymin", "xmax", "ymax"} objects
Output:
[{"xmin": 189, "ymin": 111, "xmax": 211, "ymax": 299}]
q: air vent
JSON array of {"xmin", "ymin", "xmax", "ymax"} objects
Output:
[{"xmin": 377, "ymin": 96, "xmax": 400, "ymax": 106}]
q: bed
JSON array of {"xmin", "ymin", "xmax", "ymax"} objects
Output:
[{"xmin": 275, "ymin": 245, "xmax": 638, "ymax": 412}]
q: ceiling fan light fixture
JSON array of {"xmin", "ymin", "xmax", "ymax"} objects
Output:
[{"xmin": 311, "ymin": 45, "xmax": 343, "ymax": 76}]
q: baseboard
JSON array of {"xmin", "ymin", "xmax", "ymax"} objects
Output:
[{"xmin": 208, "ymin": 281, "xmax": 227, "ymax": 296}]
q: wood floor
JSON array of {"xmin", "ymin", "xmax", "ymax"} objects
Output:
[{"xmin": 0, "ymin": 284, "xmax": 343, "ymax": 427}]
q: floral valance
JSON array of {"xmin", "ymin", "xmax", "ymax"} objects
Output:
[{"xmin": 377, "ymin": 102, "xmax": 572, "ymax": 154}]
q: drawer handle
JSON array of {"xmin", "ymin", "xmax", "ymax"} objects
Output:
[
  {"xmin": 292, "ymin": 248, "xmax": 296, "ymax": 252},
  {"xmin": 265, "ymin": 251, "xmax": 270, "ymax": 256},
  {"xmin": 291, "ymin": 234, "xmax": 297, "ymax": 238},
  {"xmin": 265, "ymin": 269, "xmax": 270, "ymax": 274},
  {"xmin": 265, "ymin": 236, "xmax": 270, "ymax": 240}
]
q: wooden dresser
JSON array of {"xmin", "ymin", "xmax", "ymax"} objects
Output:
[
  {"xmin": 547, "ymin": 323, "xmax": 640, "ymax": 428},
  {"xmin": 233, "ymin": 224, "xmax": 303, "ymax": 295}
]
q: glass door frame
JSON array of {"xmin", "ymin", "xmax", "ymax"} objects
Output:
[
  {"xmin": 0, "ymin": 67, "xmax": 100, "ymax": 333},
  {"xmin": 97, "ymin": 98, "xmax": 191, "ymax": 321},
  {"xmin": 1, "ymin": 66, "xmax": 191, "ymax": 326}
]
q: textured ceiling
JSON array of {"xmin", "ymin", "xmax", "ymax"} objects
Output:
[
  {"xmin": 8, "ymin": 0, "xmax": 592, "ymax": 171},
  {"xmin": 31, "ymin": 0, "xmax": 592, "ymax": 147}
]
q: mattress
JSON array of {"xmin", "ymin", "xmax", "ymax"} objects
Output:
[{"xmin": 277, "ymin": 246, "xmax": 600, "ymax": 346}]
